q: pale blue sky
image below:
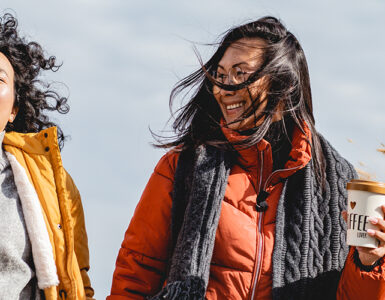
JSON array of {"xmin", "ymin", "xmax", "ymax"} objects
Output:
[{"xmin": 2, "ymin": 1, "xmax": 385, "ymax": 298}]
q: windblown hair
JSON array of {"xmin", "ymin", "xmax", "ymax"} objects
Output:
[
  {"xmin": 0, "ymin": 13, "xmax": 69, "ymax": 149},
  {"xmin": 156, "ymin": 16, "xmax": 325, "ymax": 184}
]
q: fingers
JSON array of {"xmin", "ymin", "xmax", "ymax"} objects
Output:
[
  {"xmin": 368, "ymin": 216, "xmax": 385, "ymax": 232},
  {"xmin": 354, "ymin": 206, "xmax": 385, "ymax": 264},
  {"xmin": 367, "ymin": 217, "xmax": 385, "ymax": 249},
  {"xmin": 367, "ymin": 227, "xmax": 385, "ymax": 241}
]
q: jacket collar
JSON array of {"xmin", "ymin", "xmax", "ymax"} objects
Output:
[
  {"xmin": 221, "ymin": 122, "xmax": 312, "ymax": 182},
  {"xmin": 3, "ymin": 127, "xmax": 59, "ymax": 155}
]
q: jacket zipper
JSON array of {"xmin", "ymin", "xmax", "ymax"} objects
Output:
[
  {"xmin": 262, "ymin": 164, "xmax": 304, "ymax": 192},
  {"xmin": 250, "ymin": 211, "xmax": 264, "ymax": 300},
  {"xmin": 249, "ymin": 151, "xmax": 265, "ymax": 300},
  {"xmin": 249, "ymin": 164, "xmax": 304, "ymax": 299}
]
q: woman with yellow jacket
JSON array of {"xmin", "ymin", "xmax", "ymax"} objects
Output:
[{"xmin": 0, "ymin": 13, "xmax": 94, "ymax": 299}]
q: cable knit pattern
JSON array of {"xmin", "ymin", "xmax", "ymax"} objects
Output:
[
  {"xmin": 151, "ymin": 145, "xmax": 231, "ymax": 300},
  {"xmin": 155, "ymin": 134, "xmax": 356, "ymax": 300},
  {"xmin": 272, "ymin": 134, "xmax": 357, "ymax": 300}
]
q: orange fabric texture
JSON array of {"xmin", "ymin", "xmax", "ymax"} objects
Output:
[
  {"xmin": 109, "ymin": 125, "xmax": 385, "ymax": 299},
  {"xmin": 337, "ymin": 248, "xmax": 385, "ymax": 300},
  {"xmin": 3, "ymin": 127, "xmax": 94, "ymax": 300}
]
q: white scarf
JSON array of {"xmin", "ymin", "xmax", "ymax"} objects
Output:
[{"xmin": 6, "ymin": 152, "xmax": 59, "ymax": 289}]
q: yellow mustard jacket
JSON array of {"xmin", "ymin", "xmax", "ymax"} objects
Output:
[{"xmin": 3, "ymin": 127, "xmax": 94, "ymax": 300}]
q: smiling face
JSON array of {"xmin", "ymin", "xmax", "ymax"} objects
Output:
[
  {"xmin": 213, "ymin": 38, "xmax": 268, "ymax": 130},
  {"xmin": 0, "ymin": 52, "xmax": 17, "ymax": 132}
]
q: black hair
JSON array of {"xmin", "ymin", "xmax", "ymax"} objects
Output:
[
  {"xmin": 155, "ymin": 16, "xmax": 325, "ymax": 184},
  {"xmin": 0, "ymin": 13, "xmax": 69, "ymax": 149}
]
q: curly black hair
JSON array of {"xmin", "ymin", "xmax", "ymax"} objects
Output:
[{"xmin": 0, "ymin": 13, "xmax": 69, "ymax": 149}]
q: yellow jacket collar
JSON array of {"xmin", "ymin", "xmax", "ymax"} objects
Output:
[{"xmin": 3, "ymin": 127, "xmax": 59, "ymax": 155}]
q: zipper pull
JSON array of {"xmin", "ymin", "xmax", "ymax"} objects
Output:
[{"xmin": 256, "ymin": 190, "xmax": 269, "ymax": 212}]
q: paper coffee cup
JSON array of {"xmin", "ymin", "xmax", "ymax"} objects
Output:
[{"xmin": 346, "ymin": 180, "xmax": 385, "ymax": 248}]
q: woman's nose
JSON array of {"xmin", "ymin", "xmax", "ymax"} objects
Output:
[{"xmin": 219, "ymin": 85, "xmax": 236, "ymax": 96}]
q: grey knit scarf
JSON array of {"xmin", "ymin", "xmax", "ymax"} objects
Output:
[{"xmin": 151, "ymin": 134, "xmax": 356, "ymax": 300}]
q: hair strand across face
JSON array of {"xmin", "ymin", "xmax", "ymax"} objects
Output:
[{"xmin": 153, "ymin": 16, "xmax": 326, "ymax": 185}]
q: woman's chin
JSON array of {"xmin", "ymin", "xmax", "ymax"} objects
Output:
[
  {"xmin": 223, "ymin": 113, "xmax": 243, "ymax": 129},
  {"xmin": 224, "ymin": 118, "xmax": 243, "ymax": 130},
  {"xmin": 227, "ymin": 119, "xmax": 258, "ymax": 131}
]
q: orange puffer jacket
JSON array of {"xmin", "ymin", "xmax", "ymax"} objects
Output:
[{"xmin": 108, "ymin": 126, "xmax": 385, "ymax": 300}]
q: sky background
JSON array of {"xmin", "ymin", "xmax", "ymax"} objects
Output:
[{"xmin": 1, "ymin": 1, "xmax": 385, "ymax": 298}]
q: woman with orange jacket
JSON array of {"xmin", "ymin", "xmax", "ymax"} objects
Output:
[
  {"xmin": 0, "ymin": 14, "xmax": 94, "ymax": 299},
  {"xmin": 108, "ymin": 17, "xmax": 385, "ymax": 299}
]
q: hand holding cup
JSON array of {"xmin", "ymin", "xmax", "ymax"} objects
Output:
[
  {"xmin": 345, "ymin": 180, "xmax": 385, "ymax": 266},
  {"xmin": 356, "ymin": 205, "xmax": 385, "ymax": 265}
]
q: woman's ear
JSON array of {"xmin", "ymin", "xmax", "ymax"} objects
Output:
[{"xmin": 8, "ymin": 107, "xmax": 18, "ymax": 123}]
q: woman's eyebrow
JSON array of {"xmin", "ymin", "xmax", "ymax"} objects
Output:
[{"xmin": 217, "ymin": 62, "xmax": 250, "ymax": 70}]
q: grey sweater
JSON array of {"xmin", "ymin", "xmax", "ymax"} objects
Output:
[{"xmin": 0, "ymin": 131, "xmax": 40, "ymax": 300}]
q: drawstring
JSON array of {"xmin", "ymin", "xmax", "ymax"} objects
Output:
[
  {"xmin": 256, "ymin": 190, "xmax": 269, "ymax": 212},
  {"xmin": 247, "ymin": 151, "xmax": 270, "ymax": 212},
  {"xmin": 256, "ymin": 151, "xmax": 269, "ymax": 212}
]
